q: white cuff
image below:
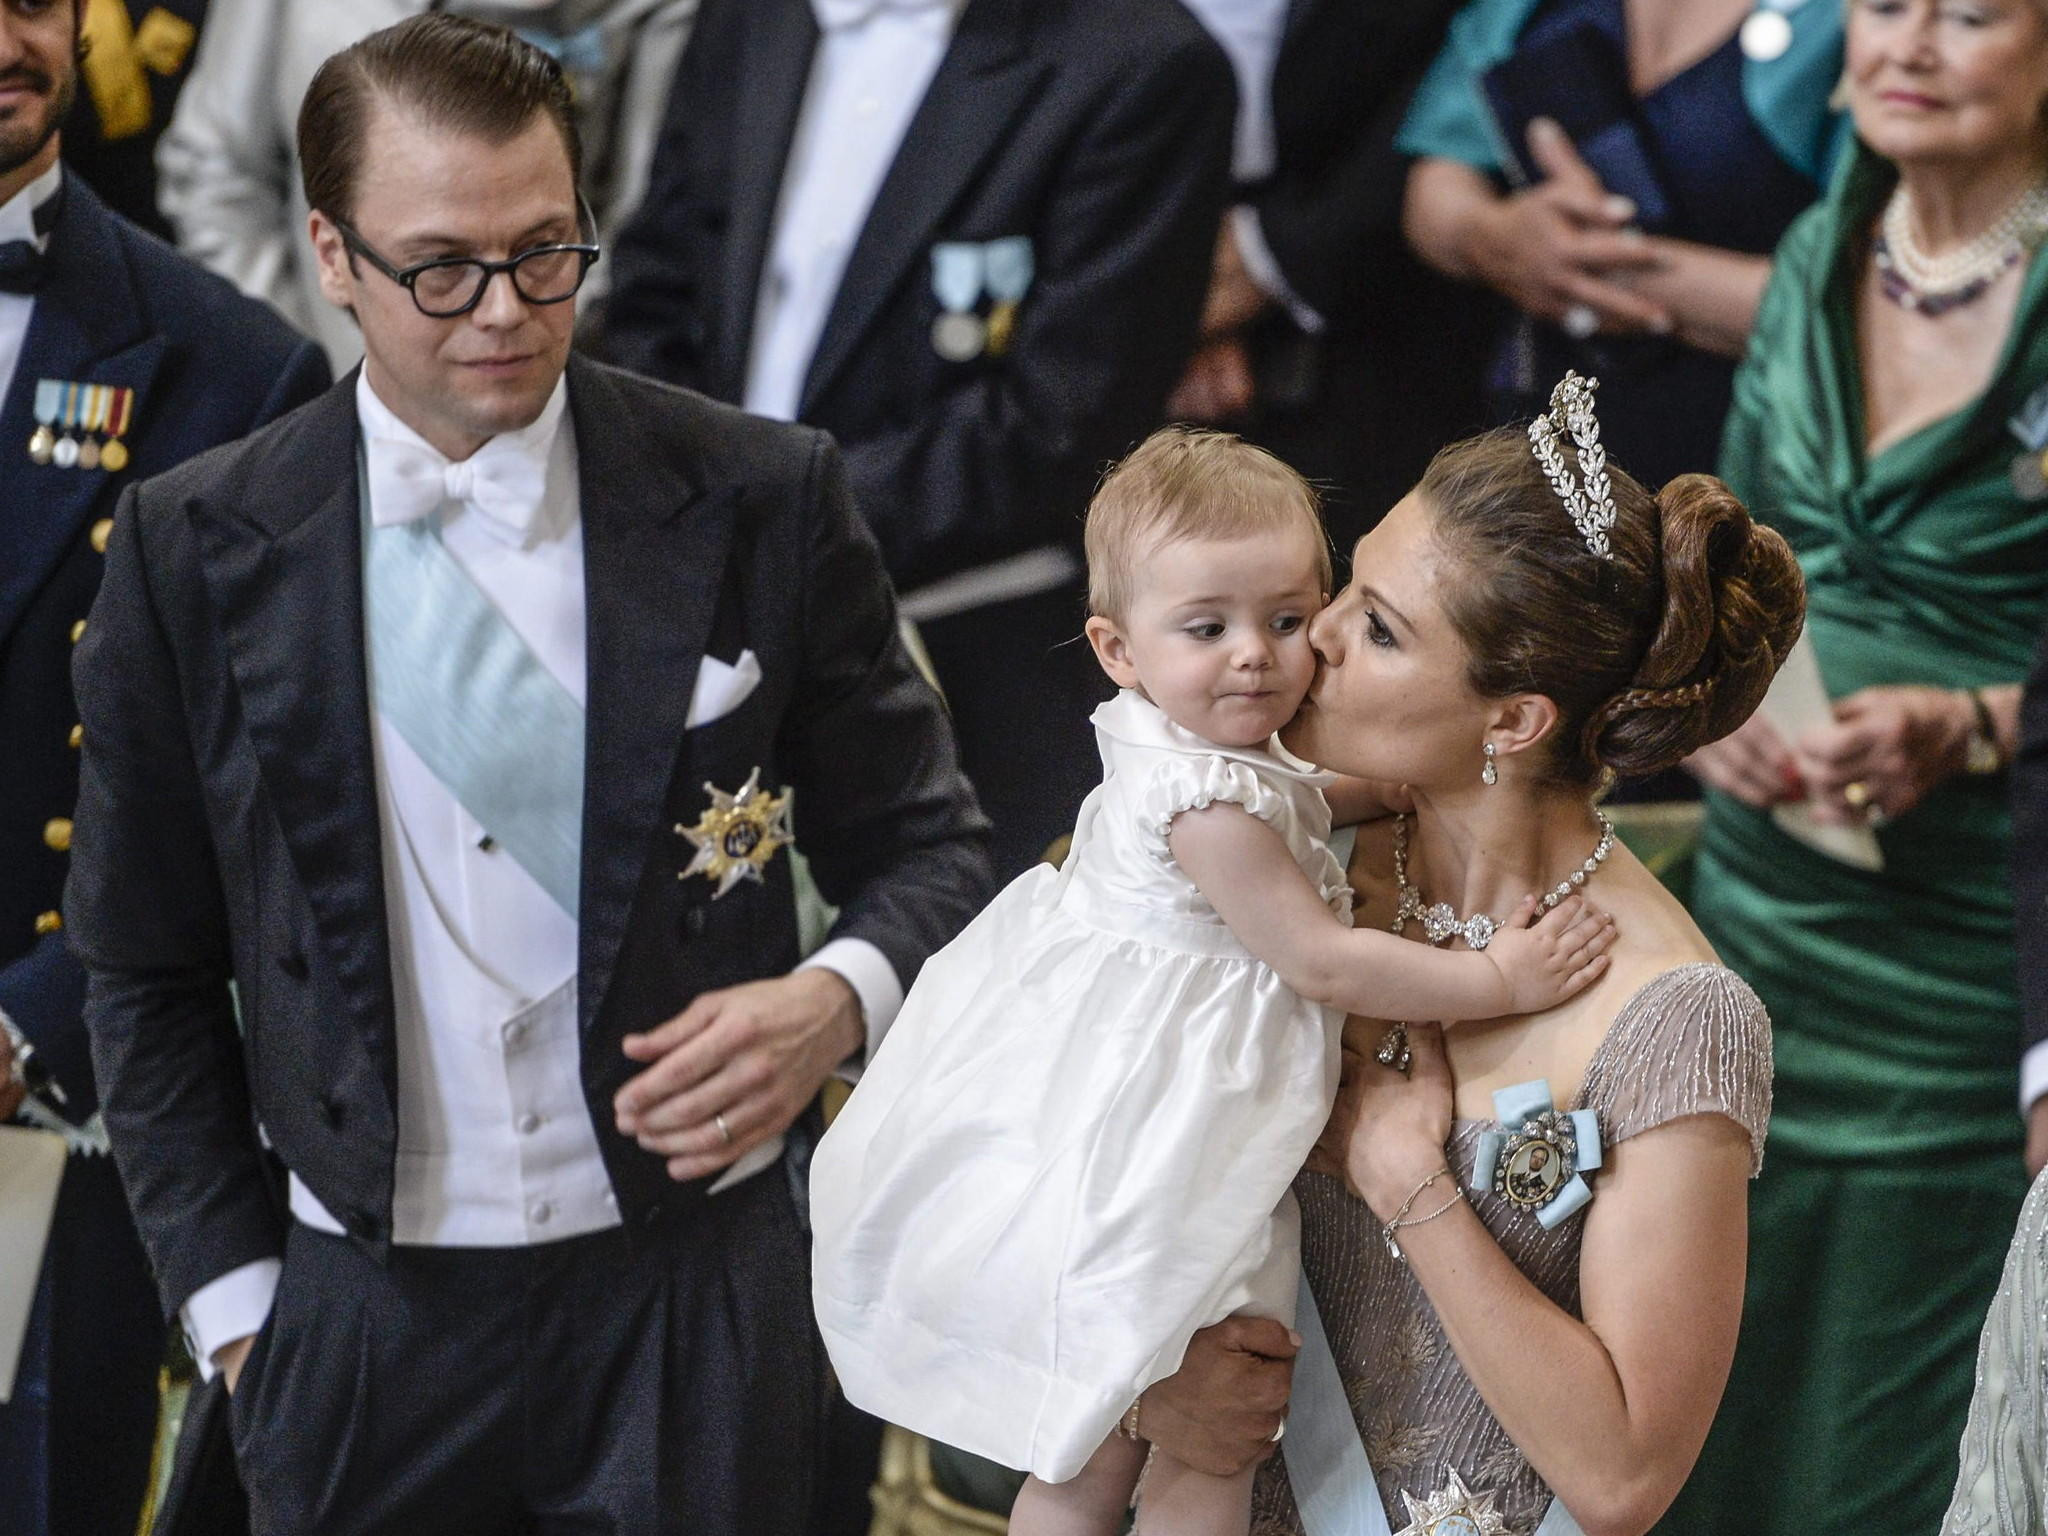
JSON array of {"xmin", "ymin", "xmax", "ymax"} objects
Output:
[
  {"xmin": 2022, "ymin": 1039, "xmax": 2048, "ymax": 1115},
  {"xmin": 798, "ymin": 937, "xmax": 904, "ymax": 1077},
  {"xmin": 1230, "ymin": 204, "xmax": 1324, "ymax": 336},
  {"xmin": 181, "ymin": 1257, "xmax": 282, "ymax": 1381}
]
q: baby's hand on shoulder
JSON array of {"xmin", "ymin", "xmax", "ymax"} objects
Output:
[{"xmin": 1482, "ymin": 894, "xmax": 1616, "ymax": 1015}]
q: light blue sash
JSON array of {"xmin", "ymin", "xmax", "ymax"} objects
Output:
[
  {"xmin": 1286, "ymin": 1272, "xmax": 1586, "ymax": 1536},
  {"xmin": 361, "ymin": 468, "xmax": 585, "ymax": 918}
]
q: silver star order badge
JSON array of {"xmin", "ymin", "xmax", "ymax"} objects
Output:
[
  {"xmin": 1392, "ymin": 1470, "xmax": 1510, "ymax": 1536},
  {"xmin": 675, "ymin": 768, "xmax": 794, "ymax": 898}
]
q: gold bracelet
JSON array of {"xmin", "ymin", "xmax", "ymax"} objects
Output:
[
  {"xmin": 1382, "ymin": 1166, "xmax": 1462, "ymax": 1262},
  {"xmin": 1117, "ymin": 1394, "xmax": 1144, "ymax": 1442}
]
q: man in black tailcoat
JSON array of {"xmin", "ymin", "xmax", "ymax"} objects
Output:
[{"xmin": 66, "ymin": 16, "xmax": 988, "ymax": 1534}]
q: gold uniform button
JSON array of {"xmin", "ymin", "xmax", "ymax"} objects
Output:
[
  {"xmin": 91, "ymin": 518, "xmax": 113, "ymax": 554},
  {"xmin": 69, "ymin": 620, "xmax": 86, "ymax": 644},
  {"xmin": 43, "ymin": 818, "xmax": 73, "ymax": 853},
  {"xmin": 33, "ymin": 911, "xmax": 61, "ymax": 936},
  {"xmin": 67, "ymin": 725, "xmax": 82, "ymax": 749}
]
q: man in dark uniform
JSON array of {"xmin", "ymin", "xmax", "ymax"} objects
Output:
[{"xmin": 0, "ymin": 2, "xmax": 328, "ymax": 1531}]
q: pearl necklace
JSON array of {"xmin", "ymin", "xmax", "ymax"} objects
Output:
[
  {"xmin": 1389, "ymin": 812, "xmax": 1615, "ymax": 951},
  {"xmin": 1875, "ymin": 179, "xmax": 2048, "ymax": 317}
]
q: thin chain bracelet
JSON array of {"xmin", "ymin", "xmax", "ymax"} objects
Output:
[{"xmin": 1381, "ymin": 1165, "xmax": 1463, "ymax": 1262}]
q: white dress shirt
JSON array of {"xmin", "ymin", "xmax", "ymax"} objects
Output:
[
  {"xmin": 742, "ymin": 0, "xmax": 965, "ymax": 422},
  {"xmin": 183, "ymin": 368, "xmax": 904, "ymax": 1373},
  {"xmin": 0, "ymin": 162, "xmax": 64, "ymax": 414}
]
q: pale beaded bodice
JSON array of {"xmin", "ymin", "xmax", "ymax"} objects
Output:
[{"xmin": 1250, "ymin": 963, "xmax": 1773, "ymax": 1536}]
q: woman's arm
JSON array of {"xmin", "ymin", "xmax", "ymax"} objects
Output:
[
  {"xmin": 1334, "ymin": 1026, "xmax": 1751, "ymax": 1536},
  {"xmin": 1168, "ymin": 803, "xmax": 1612, "ymax": 1022}
]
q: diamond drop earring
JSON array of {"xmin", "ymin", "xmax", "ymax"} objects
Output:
[{"xmin": 1482, "ymin": 742, "xmax": 1498, "ymax": 786}]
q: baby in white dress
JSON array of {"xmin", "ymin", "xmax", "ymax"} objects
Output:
[{"xmin": 809, "ymin": 429, "xmax": 1614, "ymax": 1535}]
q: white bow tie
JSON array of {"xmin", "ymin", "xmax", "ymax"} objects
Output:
[
  {"xmin": 369, "ymin": 433, "xmax": 550, "ymax": 546},
  {"xmin": 811, "ymin": 0, "xmax": 951, "ymax": 31}
]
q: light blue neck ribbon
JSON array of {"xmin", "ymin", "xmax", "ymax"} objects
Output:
[
  {"xmin": 360, "ymin": 459, "xmax": 586, "ymax": 919},
  {"xmin": 1286, "ymin": 1273, "xmax": 1587, "ymax": 1536}
]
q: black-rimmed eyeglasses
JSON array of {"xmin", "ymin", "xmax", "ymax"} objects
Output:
[{"xmin": 333, "ymin": 217, "xmax": 602, "ymax": 319}]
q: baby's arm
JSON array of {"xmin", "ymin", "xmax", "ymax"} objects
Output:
[
  {"xmin": 1168, "ymin": 802, "xmax": 1613, "ymax": 1021},
  {"xmin": 1323, "ymin": 776, "xmax": 1409, "ymax": 828}
]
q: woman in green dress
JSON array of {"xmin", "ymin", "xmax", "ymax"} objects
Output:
[{"xmin": 1669, "ymin": 1, "xmax": 2048, "ymax": 1529}]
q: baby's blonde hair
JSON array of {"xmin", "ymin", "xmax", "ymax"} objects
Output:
[{"xmin": 1085, "ymin": 427, "xmax": 1330, "ymax": 623}]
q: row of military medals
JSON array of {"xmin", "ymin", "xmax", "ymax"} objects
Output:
[
  {"xmin": 930, "ymin": 237, "xmax": 1033, "ymax": 363},
  {"xmin": 29, "ymin": 380, "xmax": 134, "ymax": 471}
]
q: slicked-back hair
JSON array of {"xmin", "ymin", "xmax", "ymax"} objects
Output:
[
  {"xmin": 297, "ymin": 13, "xmax": 582, "ymax": 227},
  {"xmin": 1086, "ymin": 427, "xmax": 1331, "ymax": 624}
]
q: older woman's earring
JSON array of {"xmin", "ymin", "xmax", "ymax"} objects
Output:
[{"xmin": 1482, "ymin": 743, "xmax": 1498, "ymax": 787}]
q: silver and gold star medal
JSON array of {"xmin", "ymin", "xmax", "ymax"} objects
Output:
[
  {"xmin": 676, "ymin": 768, "xmax": 793, "ymax": 898},
  {"xmin": 1392, "ymin": 1471, "xmax": 1510, "ymax": 1536}
]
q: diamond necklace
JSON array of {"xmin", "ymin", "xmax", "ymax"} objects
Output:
[
  {"xmin": 1389, "ymin": 812, "xmax": 1615, "ymax": 951},
  {"xmin": 1875, "ymin": 178, "xmax": 2048, "ymax": 317}
]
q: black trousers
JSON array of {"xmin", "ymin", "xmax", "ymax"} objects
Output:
[
  {"xmin": 917, "ymin": 579, "xmax": 1110, "ymax": 879},
  {"xmin": 231, "ymin": 1170, "xmax": 824, "ymax": 1536}
]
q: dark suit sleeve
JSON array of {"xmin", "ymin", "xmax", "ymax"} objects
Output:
[
  {"xmin": 602, "ymin": 8, "xmax": 737, "ymax": 392},
  {"xmin": 0, "ymin": 934, "xmax": 89, "ymax": 1102},
  {"xmin": 68, "ymin": 487, "xmax": 282, "ymax": 1320},
  {"xmin": 778, "ymin": 432, "xmax": 993, "ymax": 987},
  {"xmin": 1249, "ymin": 0, "xmax": 1464, "ymax": 329},
  {"xmin": 838, "ymin": 33, "xmax": 1236, "ymax": 587},
  {"xmin": 2018, "ymin": 628, "xmax": 2048, "ymax": 1062}
]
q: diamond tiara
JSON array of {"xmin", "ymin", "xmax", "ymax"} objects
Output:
[{"xmin": 1526, "ymin": 371, "xmax": 1616, "ymax": 559}]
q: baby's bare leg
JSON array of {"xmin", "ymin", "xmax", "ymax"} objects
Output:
[
  {"xmin": 1133, "ymin": 1448, "xmax": 1255, "ymax": 1536},
  {"xmin": 1009, "ymin": 1431, "xmax": 1148, "ymax": 1536}
]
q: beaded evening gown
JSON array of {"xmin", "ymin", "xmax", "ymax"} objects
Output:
[
  {"xmin": 1249, "ymin": 963, "xmax": 1772, "ymax": 1535},
  {"xmin": 1943, "ymin": 1168, "xmax": 2048, "ymax": 1534}
]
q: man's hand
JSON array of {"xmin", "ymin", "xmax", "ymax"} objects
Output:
[
  {"xmin": 215, "ymin": 1333, "xmax": 257, "ymax": 1395},
  {"xmin": 614, "ymin": 970, "xmax": 863, "ymax": 1183},
  {"xmin": 0, "ymin": 1028, "xmax": 23, "ymax": 1122},
  {"xmin": 1137, "ymin": 1317, "xmax": 1297, "ymax": 1476}
]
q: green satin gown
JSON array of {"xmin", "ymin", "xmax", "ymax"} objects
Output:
[{"xmin": 1657, "ymin": 146, "xmax": 2048, "ymax": 1534}]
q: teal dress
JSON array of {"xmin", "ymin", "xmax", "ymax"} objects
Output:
[{"xmin": 1659, "ymin": 145, "xmax": 2048, "ymax": 1534}]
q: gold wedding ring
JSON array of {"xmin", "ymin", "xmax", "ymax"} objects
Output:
[
  {"xmin": 1842, "ymin": 780, "xmax": 1873, "ymax": 810},
  {"xmin": 713, "ymin": 1111, "xmax": 734, "ymax": 1146}
]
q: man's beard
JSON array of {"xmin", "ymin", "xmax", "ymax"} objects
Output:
[{"xmin": 0, "ymin": 61, "xmax": 76, "ymax": 181}]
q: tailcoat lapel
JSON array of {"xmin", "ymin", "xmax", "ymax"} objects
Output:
[
  {"xmin": 0, "ymin": 179, "xmax": 166, "ymax": 643},
  {"xmin": 799, "ymin": 0, "xmax": 1050, "ymax": 414},
  {"xmin": 571, "ymin": 357, "xmax": 737, "ymax": 1032},
  {"xmin": 716, "ymin": 0, "xmax": 819, "ymax": 402},
  {"xmin": 190, "ymin": 377, "xmax": 396, "ymax": 1071}
]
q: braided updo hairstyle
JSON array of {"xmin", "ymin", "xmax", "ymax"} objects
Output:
[{"xmin": 1418, "ymin": 426, "xmax": 1806, "ymax": 787}]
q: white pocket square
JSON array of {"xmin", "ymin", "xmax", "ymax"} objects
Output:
[{"xmin": 685, "ymin": 648, "xmax": 761, "ymax": 729}]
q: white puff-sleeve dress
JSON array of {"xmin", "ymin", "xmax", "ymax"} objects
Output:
[{"xmin": 810, "ymin": 689, "xmax": 1352, "ymax": 1483}]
